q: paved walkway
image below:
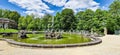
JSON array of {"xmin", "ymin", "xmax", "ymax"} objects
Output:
[{"xmin": 0, "ymin": 35, "xmax": 120, "ymax": 55}]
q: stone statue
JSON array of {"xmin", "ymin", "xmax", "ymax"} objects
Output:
[
  {"xmin": 18, "ymin": 30, "xmax": 28, "ymax": 39},
  {"xmin": 45, "ymin": 30, "xmax": 62, "ymax": 39}
]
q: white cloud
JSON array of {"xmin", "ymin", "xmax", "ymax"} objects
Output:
[
  {"xmin": 8, "ymin": 0, "xmax": 54, "ymax": 17},
  {"xmin": 8, "ymin": 0, "xmax": 100, "ymax": 17},
  {"xmin": 24, "ymin": 11, "xmax": 45, "ymax": 17},
  {"xmin": 43, "ymin": 0, "xmax": 67, "ymax": 7},
  {"xmin": 64, "ymin": 0, "xmax": 100, "ymax": 12},
  {"xmin": 87, "ymin": 6, "xmax": 99, "ymax": 11}
]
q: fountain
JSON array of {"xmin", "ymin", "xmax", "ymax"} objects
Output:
[
  {"xmin": 45, "ymin": 30, "xmax": 62, "ymax": 39},
  {"xmin": 0, "ymin": 16, "xmax": 102, "ymax": 48},
  {"xmin": 45, "ymin": 16, "xmax": 63, "ymax": 39}
]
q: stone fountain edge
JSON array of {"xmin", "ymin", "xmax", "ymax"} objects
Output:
[{"xmin": 0, "ymin": 36, "xmax": 102, "ymax": 48}]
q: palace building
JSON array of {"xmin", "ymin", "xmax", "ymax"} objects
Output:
[{"xmin": 0, "ymin": 18, "xmax": 17, "ymax": 29}]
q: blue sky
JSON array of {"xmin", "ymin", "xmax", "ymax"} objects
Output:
[{"xmin": 0, "ymin": 0, "xmax": 114, "ymax": 17}]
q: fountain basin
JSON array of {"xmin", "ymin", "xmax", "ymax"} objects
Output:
[{"xmin": 0, "ymin": 33, "xmax": 102, "ymax": 48}]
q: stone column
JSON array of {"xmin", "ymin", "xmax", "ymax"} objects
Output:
[
  {"xmin": 104, "ymin": 27, "xmax": 107, "ymax": 36},
  {"xmin": 4, "ymin": 23, "xmax": 8, "ymax": 29}
]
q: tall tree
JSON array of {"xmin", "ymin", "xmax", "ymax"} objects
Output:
[
  {"xmin": 41, "ymin": 14, "xmax": 52, "ymax": 30},
  {"xmin": 61, "ymin": 8, "xmax": 77, "ymax": 31},
  {"xmin": 26, "ymin": 15, "xmax": 33, "ymax": 30},
  {"xmin": 0, "ymin": 9, "xmax": 2, "ymax": 17},
  {"xmin": 77, "ymin": 9, "xmax": 94, "ymax": 31},
  {"xmin": 76, "ymin": 11, "xmax": 85, "ymax": 30},
  {"xmin": 8, "ymin": 11, "xmax": 20, "ymax": 23},
  {"xmin": 109, "ymin": 0, "xmax": 120, "ymax": 29},
  {"xmin": 108, "ymin": 0, "xmax": 120, "ymax": 33},
  {"xmin": 18, "ymin": 16, "xmax": 26, "ymax": 30},
  {"xmin": 93, "ymin": 9, "xmax": 108, "ymax": 34},
  {"xmin": 54, "ymin": 12, "xmax": 62, "ymax": 30}
]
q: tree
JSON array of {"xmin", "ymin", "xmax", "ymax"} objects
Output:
[
  {"xmin": 27, "ymin": 20, "xmax": 35, "ymax": 30},
  {"xmin": 109, "ymin": 0, "xmax": 120, "ymax": 15},
  {"xmin": 76, "ymin": 11, "xmax": 84, "ymax": 20},
  {"xmin": 0, "ymin": 9, "xmax": 2, "ymax": 17},
  {"xmin": 77, "ymin": 9, "xmax": 94, "ymax": 31},
  {"xmin": 61, "ymin": 8, "xmax": 77, "ymax": 31},
  {"xmin": 26, "ymin": 15, "xmax": 34, "ymax": 30},
  {"xmin": 18, "ymin": 16, "xmax": 27, "ymax": 30},
  {"xmin": 76, "ymin": 11, "xmax": 84, "ymax": 30},
  {"xmin": 32, "ymin": 18, "xmax": 42, "ymax": 30},
  {"xmin": 41, "ymin": 14, "xmax": 52, "ymax": 30},
  {"xmin": 8, "ymin": 11, "xmax": 20, "ymax": 23},
  {"xmin": 0, "ymin": 9, "xmax": 20, "ymax": 24},
  {"xmin": 109, "ymin": 0, "xmax": 120, "ymax": 30},
  {"xmin": 2, "ymin": 9, "xmax": 10, "ymax": 18},
  {"xmin": 54, "ymin": 12, "xmax": 62, "ymax": 30},
  {"xmin": 94, "ymin": 9, "xmax": 106, "ymax": 32}
]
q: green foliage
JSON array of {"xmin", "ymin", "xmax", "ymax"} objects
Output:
[
  {"xmin": 93, "ymin": 9, "xmax": 108, "ymax": 32},
  {"xmin": 109, "ymin": 0, "xmax": 120, "ymax": 15},
  {"xmin": 54, "ymin": 12, "xmax": 62, "ymax": 30},
  {"xmin": 108, "ymin": 0, "xmax": 120, "ymax": 33},
  {"xmin": 18, "ymin": 16, "xmax": 27, "ymax": 29},
  {"xmin": 18, "ymin": 14, "xmax": 52, "ymax": 31},
  {"xmin": 61, "ymin": 8, "xmax": 77, "ymax": 31},
  {"xmin": 77, "ymin": 9, "xmax": 94, "ymax": 30},
  {"xmin": 1, "ymin": 0, "xmax": 119, "ymax": 34},
  {"xmin": 76, "ymin": 3, "xmax": 120, "ymax": 34},
  {"xmin": 0, "ymin": 28, "xmax": 18, "ymax": 32},
  {"xmin": 0, "ymin": 9, "xmax": 20, "ymax": 23},
  {"xmin": 41, "ymin": 14, "xmax": 52, "ymax": 29}
]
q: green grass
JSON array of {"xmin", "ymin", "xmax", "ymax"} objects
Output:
[
  {"xmin": 0, "ymin": 28, "xmax": 18, "ymax": 32},
  {"xmin": 0, "ymin": 35, "xmax": 2, "ymax": 38},
  {"xmin": 2, "ymin": 33, "xmax": 91, "ymax": 44}
]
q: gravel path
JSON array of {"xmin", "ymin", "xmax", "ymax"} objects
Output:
[{"xmin": 0, "ymin": 35, "xmax": 120, "ymax": 55}]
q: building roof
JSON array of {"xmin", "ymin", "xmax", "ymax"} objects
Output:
[{"xmin": 0, "ymin": 18, "xmax": 17, "ymax": 25}]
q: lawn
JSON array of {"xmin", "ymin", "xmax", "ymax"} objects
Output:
[
  {"xmin": 0, "ymin": 35, "xmax": 2, "ymax": 38},
  {"xmin": 0, "ymin": 28, "xmax": 18, "ymax": 33}
]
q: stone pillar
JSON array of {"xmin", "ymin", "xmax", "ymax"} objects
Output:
[
  {"xmin": 104, "ymin": 27, "xmax": 107, "ymax": 36},
  {"xmin": 4, "ymin": 23, "xmax": 8, "ymax": 29}
]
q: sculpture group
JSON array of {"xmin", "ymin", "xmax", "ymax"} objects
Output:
[{"xmin": 45, "ymin": 30, "xmax": 62, "ymax": 39}]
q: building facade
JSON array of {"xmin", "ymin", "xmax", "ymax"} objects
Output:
[{"xmin": 0, "ymin": 18, "xmax": 17, "ymax": 29}]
